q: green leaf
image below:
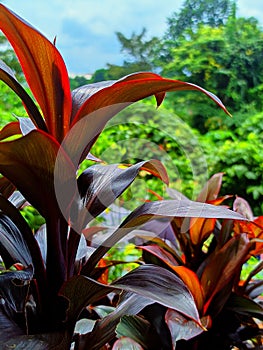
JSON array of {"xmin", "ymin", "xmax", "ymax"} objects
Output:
[
  {"xmin": 226, "ymin": 293, "xmax": 263, "ymax": 320},
  {"xmin": 78, "ymin": 292, "xmax": 152, "ymax": 350},
  {"xmin": 116, "ymin": 315, "xmax": 160, "ymax": 350},
  {"xmin": 0, "ymin": 4, "xmax": 72, "ymax": 142}
]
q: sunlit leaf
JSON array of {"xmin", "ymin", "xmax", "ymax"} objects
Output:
[
  {"xmin": 0, "ymin": 122, "xmax": 21, "ymax": 141},
  {"xmin": 0, "ymin": 4, "xmax": 72, "ymax": 142},
  {"xmin": 113, "ymin": 264, "xmax": 200, "ymax": 323}
]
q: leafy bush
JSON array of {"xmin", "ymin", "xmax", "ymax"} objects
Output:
[{"xmin": 203, "ymin": 112, "xmax": 263, "ymax": 215}]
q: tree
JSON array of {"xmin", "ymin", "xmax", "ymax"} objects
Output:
[
  {"xmin": 165, "ymin": 0, "xmax": 236, "ymax": 42},
  {"xmin": 115, "ymin": 28, "xmax": 160, "ymax": 71},
  {"xmin": 160, "ymin": 16, "xmax": 263, "ymax": 132}
]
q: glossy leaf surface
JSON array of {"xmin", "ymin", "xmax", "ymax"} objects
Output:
[{"xmin": 0, "ymin": 4, "xmax": 72, "ymax": 142}]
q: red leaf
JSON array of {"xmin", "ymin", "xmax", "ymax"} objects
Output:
[
  {"xmin": 170, "ymin": 266, "xmax": 204, "ymax": 313},
  {"xmin": 140, "ymin": 245, "xmax": 179, "ymax": 267},
  {"xmin": 0, "ymin": 4, "xmax": 72, "ymax": 142},
  {"xmin": 197, "ymin": 173, "xmax": 224, "ymax": 202},
  {"xmin": 0, "ymin": 122, "xmax": 21, "ymax": 141},
  {"xmin": 200, "ymin": 233, "xmax": 251, "ymax": 313},
  {"xmin": 0, "ymin": 130, "xmax": 74, "ymax": 218}
]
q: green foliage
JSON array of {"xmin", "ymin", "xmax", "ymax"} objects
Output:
[
  {"xmin": 161, "ymin": 16, "xmax": 263, "ymax": 132},
  {"xmin": 105, "ymin": 243, "xmax": 141, "ymax": 282},
  {"xmin": 202, "ymin": 112, "xmax": 263, "ymax": 215},
  {"xmin": 0, "ymin": 81, "xmax": 26, "ymax": 127}
]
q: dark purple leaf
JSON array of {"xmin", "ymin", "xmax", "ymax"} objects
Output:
[
  {"xmin": 0, "ymin": 195, "xmax": 47, "ymax": 298},
  {"xmin": 75, "ymin": 160, "xmax": 168, "ymax": 228},
  {"xmin": 71, "ymin": 80, "xmax": 116, "ymax": 121},
  {"xmin": 165, "ymin": 309, "xmax": 209, "ymax": 346},
  {"xmin": 0, "ymin": 213, "xmax": 32, "ymax": 268},
  {"xmin": 0, "ymin": 266, "xmax": 33, "ymax": 322},
  {"xmin": 200, "ymin": 233, "xmax": 251, "ymax": 313},
  {"xmin": 113, "ymin": 264, "xmax": 200, "ymax": 323},
  {"xmin": 197, "ymin": 172, "xmax": 224, "ymax": 202},
  {"xmin": 84, "ymin": 199, "xmax": 247, "ymax": 274}
]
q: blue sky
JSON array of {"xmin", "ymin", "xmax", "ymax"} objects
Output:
[{"xmin": 2, "ymin": 0, "xmax": 263, "ymax": 74}]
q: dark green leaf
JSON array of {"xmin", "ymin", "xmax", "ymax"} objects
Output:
[
  {"xmin": 116, "ymin": 315, "xmax": 160, "ymax": 350},
  {"xmin": 78, "ymin": 292, "xmax": 153, "ymax": 350},
  {"xmin": 226, "ymin": 293, "xmax": 263, "ymax": 320}
]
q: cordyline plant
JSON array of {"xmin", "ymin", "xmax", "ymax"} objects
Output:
[
  {"xmin": 0, "ymin": 4, "xmax": 249, "ymax": 350},
  {"xmin": 131, "ymin": 173, "xmax": 262, "ymax": 349}
]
